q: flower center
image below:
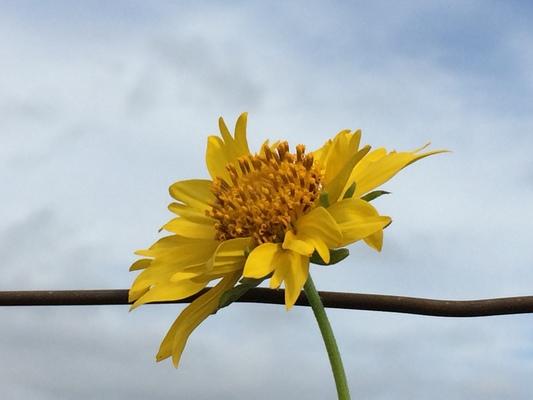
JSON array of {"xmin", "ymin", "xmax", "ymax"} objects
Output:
[{"xmin": 207, "ymin": 142, "xmax": 323, "ymax": 245}]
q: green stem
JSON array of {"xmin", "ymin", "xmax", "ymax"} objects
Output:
[{"xmin": 304, "ymin": 274, "xmax": 351, "ymax": 400}]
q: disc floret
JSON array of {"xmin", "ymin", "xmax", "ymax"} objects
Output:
[{"xmin": 208, "ymin": 142, "xmax": 323, "ymax": 244}]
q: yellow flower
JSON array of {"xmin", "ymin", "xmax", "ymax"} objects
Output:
[{"xmin": 129, "ymin": 113, "xmax": 444, "ymax": 367}]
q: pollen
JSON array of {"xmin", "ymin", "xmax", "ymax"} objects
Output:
[{"xmin": 207, "ymin": 142, "xmax": 323, "ymax": 245}]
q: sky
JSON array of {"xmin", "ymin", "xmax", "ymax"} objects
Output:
[{"xmin": 1, "ymin": 1, "xmax": 533, "ymax": 398}]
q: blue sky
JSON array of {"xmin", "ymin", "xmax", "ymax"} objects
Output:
[{"xmin": 1, "ymin": 1, "xmax": 533, "ymax": 399}]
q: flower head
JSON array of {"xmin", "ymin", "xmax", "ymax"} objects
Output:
[{"xmin": 129, "ymin": 113, "xmax": 444, "ymax": 366}]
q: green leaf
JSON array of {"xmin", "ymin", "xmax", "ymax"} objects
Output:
[
  {"xmin": 343, "ymin": 182, "xmax": 356, "ymax": 199},
  {"xmin": 361, "ymin": 190, "xmax": 390, "ymax": 202},
  {"xmin": 310, "ymin": 248, "xmax": 350, "ymax": 266},
  {"xmin": 319, "ymin": 192, "xmax": 330, "ymax": 208},
  {"xmin": 217, "ymin": 276, "xmax": 266, "ymax": 311}
]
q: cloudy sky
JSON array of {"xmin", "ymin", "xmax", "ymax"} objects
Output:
[{"xmin": 1, "ymin": 1, "xmax": 533, "ymax": 398}]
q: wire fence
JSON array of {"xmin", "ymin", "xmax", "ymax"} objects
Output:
[{"xmin": 2, "ymin": 288, "xmax": 533, "ymax": 317}]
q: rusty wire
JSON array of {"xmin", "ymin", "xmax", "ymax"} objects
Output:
[{"xmin": 1, "ymin": 288, "xmax": 533, "ymax": 317}]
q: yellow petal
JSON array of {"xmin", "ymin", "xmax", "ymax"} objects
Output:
[
  {"xmin": 218, "ymin": 117, "xmax": 234, "ymax": 148},
  {"xmin": 206, "ymin": 135, "xmax": 229, "ymax": 180},
  {"xmin": 206, "ymin": 113, "xmax": 251, "ymax": 180},
  {"xmin": 130, "ymin": 279, "xmax": 207, "ymax": 310},
  {"xmin": 269, "ymin": 250, "xmax": 289, "ymax": 289},
  {"xmin": 128, "ymin": 286, "xmax": 149, "ymax": 303},
  {"xmin": 282, "ymin": 251, "xmax": 309, "ymax": 310},
  {"xmin": 306, "ymin": 235, "xmax": 330, "ymax": 264},
  {"xmin": 135, "ymin": 236, "xmax": 218, "ymax": 265},
  {"xmin": 327, "ymin": 198, "xmax": 376, "ymax": 222},
  {"xmin": 144, "ymin": 234, "xmax": 194, "ymax": 252},
  {"xmin": 313, "ymin": 129, "xmax": 360, "ymax": 167},
  {"xmin": 233, "ymin": 112, "xmax": 250, "ymax": 155},
  {"xmin": 146, "ymin": 253, "xmax": 209, "ymax": 271},
  {"xmin": 170, "ymin": 268, "xmax": 206, "ymax": 282},
  {"xmin": 337, "ymin": 219, "xmax": 391, "ymax": 247},
  {"xmin": 294, "ymin": 206, "xmax": 343, "ymax": 249},
  {"xmin": 313, "ymin": 129, "xmax": 370, "ymax": 204},
  {"xmin": 205, "ymin": 237, "xmax": 251, "ymax": 273},
  {"xmin": 327, "ymin": 198, "xmax": 391, "ymax": 246},
  {"xmin": 130, "ymin": 261, "xmax": 204, "ymax": 301},
  {"xmin": 156, "ymin": 271, "xmax": 241, "ymax": 367},
  {"xmin": 130, "ymin": 237, "xmax": 219, "ymax": 301},
  {"xmin": 265, "ymin": 249, "xmax": 309, "ymax": 309},
  {"xmin": 351, "ymin": 147, "xmax": 446, "ymax": 197},
  {"xmin": 282, "ymin": 231, "xmax": 330, "ymax": 263},
  {"xmin": 130, "ymin": 264, "xmax": 174, "ymax": 295},
  {"xmin": 364, "ymin": 230, "xmax": 384, "ymax": 252},
  {"xmin": 324, "ymin": 145, "xmax": 370, "ymax": 204},
  {"xmin": 282, "ymin": 230, "xmax": 314, "ymax": 256},
  {"xmin": 136, "ymin": 235, "xmax": 199, "ymax": 255},
  {"xmin": 162, "ymin": 218, "xmax": 216, "ymax": 239},
  {"xmin": 168, "ymin": 203, "xmax": 214, "ymax": 224},
  {"xmin": 129, "ymin": 258, "xmax": 151, "ymax": 272},
  {"xmin": 169, "ymin": 180, "xmax": 214, "ymax": 212},
  {"xmin": 243, "ymin": 243, "xmax": 281, "ymax": 279}
]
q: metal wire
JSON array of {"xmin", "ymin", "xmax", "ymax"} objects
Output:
[{"xmin": 1, "ymin": 288, "xmax": 533, "ymax": 317}]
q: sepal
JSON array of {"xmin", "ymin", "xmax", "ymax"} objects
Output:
[
  {"xmin": 361, "ymin": 190, "xmax": 390, "ymax": 202},
  {"xmin": 343, "ymin": 182, "xmax": 356, "ymax": 199},
  {"xmin": 217, "ymin": 276, "xmax": 268, "ymax": 311},
  {"xmin": 319, "ymin": 192, "xmax": 330, "ymax": 208},
  {"xmin": 310, "ymin": 248, "xmax": 349, "ymax": 265}
]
